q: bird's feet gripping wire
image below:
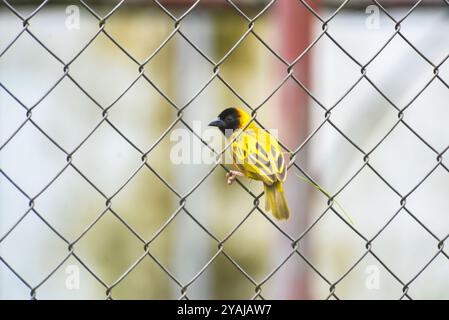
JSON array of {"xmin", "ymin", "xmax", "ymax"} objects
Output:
[{"xmin": 226, "ymin": 170, "xmax": 244, "ymax": 185}]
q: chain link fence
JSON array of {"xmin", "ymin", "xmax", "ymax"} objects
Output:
[{"xmin": 1, "ymin": 0, "xmax": 449, "ymax": 299}]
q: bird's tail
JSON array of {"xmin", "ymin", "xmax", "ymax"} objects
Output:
[{"xmin": 264, "ymin": 181, "xmax": 290, "ymax": 220}]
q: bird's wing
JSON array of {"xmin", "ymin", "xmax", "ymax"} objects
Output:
[{"xmin": 231, "ymin": 129, "xmax": 286, "ymax": 185}]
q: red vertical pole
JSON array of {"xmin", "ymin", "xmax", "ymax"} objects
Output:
[
  {"xmin": 278, "ymin": 1, "xmax": 315, "ymax": 142},
  {"xmin": 274, "ymin": 0, "xmax": 319, "ymax": 300}
]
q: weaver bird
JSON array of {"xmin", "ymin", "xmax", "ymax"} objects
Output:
[{"xmin": 209, "ymin": 107, "xmax": 290, "ymax": 220}]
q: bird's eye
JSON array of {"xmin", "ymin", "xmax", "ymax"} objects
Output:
[{"xmin": 226, "ymin": 116, "xmax": 233, "ymax": 122}]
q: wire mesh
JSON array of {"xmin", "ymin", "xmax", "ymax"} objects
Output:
[{"xmin": 0, "ymin": 0, "xmax": 449, "ymax": 300}]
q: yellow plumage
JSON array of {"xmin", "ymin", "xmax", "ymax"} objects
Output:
[{"xmin": 228, "ymin": 108, "xmax": 290, "ymax": 220}]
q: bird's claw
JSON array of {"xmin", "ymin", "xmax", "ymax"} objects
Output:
[{"xmin": 226, "ymin": 170, "xmax": 243, "ymax": 185}]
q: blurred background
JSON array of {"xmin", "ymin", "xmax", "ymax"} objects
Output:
[{"xmin": 1, "ymin": 0, "xmax": 449, "ymax": 299}]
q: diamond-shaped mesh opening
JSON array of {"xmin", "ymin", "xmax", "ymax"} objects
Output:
[
  {"xmin": 0, "ymin": 32, "xmax": 63, "ymax": 105},
  {"xmin": 1, "ymin": 0, "xmax": 449, "ymax": 300}
]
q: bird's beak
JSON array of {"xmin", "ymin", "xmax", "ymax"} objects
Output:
[{"xmin": 208, "ymin": 118, "xmax": 225, "ymax": 128}]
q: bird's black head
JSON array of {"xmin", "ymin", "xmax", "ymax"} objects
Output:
[{"xmin": 208, "ymin": 107, "xmax": 241, "ymax": 136}]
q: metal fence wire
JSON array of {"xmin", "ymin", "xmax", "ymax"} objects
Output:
[{"xmin": 1, "ymin": 0, "xmax": 449, "ymax": 300}]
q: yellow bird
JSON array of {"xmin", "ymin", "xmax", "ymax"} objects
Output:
[{"xmin": 209, "ymin": 107, "xmax": 290, "ymax": 220}]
